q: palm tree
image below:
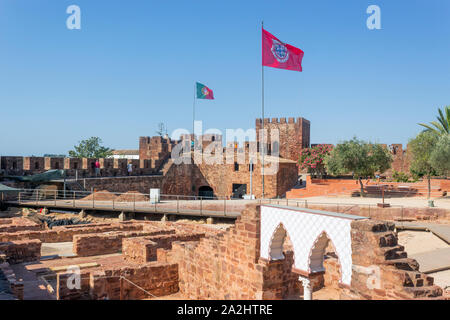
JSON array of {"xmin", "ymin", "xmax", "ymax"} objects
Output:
[{"xmin": 419, "ymin": 106, "xmax": 450, "ymax": 135}]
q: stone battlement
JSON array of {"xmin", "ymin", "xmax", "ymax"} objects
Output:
[
  {"xmin": 255, "ymin": 117, "xmax": 310, "ymax": 125},
  {"xmin": 0, "ymin": 156, "xmax": 158, "ymax": 177}
]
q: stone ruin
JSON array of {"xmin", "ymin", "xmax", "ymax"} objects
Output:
[{"xmin": 0, "ymin": 205, "xmax": 447, "ymax": 300}]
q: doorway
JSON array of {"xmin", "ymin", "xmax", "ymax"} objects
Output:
[
  {"xmin": 198, "ymin": 186, "xmax": 214, "ymax": 199},
  {"xmin": 232, "ymin": 184, "xmax": 247, "ymax": 199}
]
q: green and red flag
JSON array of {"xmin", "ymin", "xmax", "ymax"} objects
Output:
[{"xmin": 196, "ymin": 82, "xmax": 214, "ymax": 100}]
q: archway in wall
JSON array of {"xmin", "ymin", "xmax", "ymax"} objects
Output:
[
  {"xmin": 269, "ymin": 223, "xmax": 287, "ymax": 260},
  {"xmin": 260, "ymin": 205, "xmax": 363, "ymax": 288},
  {"xmin": 198, "ymin": 186, "xmax": 214, "ymax": 199},
  {"xmin": 308, "ymin": 231, "xmax": 343, "ymax": 299},
  {"xmin": 267, "ymin": 223, "xmax": 299, "ymax": 299}
]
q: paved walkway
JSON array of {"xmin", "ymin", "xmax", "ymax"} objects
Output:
[
  {"xmin": 410, "ymin": 248, "xmax": 450, "ymax": 273},
  {"xmin": 395, "ymin": 222, "xmax": 450, "ymax": 244}
]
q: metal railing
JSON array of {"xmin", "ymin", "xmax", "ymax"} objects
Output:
[
  {"xmin": 9, "ymin": 189, "xmax": 249, "ymax": 218},
  {"xmin": 5, "ymin": 188, "xmax": 411, "ymax": 221}
]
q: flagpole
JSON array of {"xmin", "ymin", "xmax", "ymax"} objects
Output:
[
  {"xmin": 193, "ymin": 82, "xmax": 196, "ymax": 143},
  {"xmin": 261, "ymin": 21, "xmax": 265, "ymax": 199}
]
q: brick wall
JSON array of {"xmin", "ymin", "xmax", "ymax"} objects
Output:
[
  {"xmin": 0, "ymin": 239, "xmax": 41, "ymax": 264},
  {"xmin": 0, "ymin": 222, "xmax": 145, "ymax": 243},
  {"xmin": 0, "ymin": 218, "xmax": 41, "ymax": 233},
  {"xmin": 56, "ymin": 263, "xmax": 179, "ymax": 300},
  {"xmin": 123, "ymin": 232, "xmax": 206, "ymax": 264},
  {"xmin": 73, "ymin": 229, "xmax": 175, "ymax": 257},
  {"xmin": 167, "ymin": 205, "xmax": 300, "ymax": 299},
  {"xmin": 82, "ymin": 176, "xmax": 163, "ymax": 194}
]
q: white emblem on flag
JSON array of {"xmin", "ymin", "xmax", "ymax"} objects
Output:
[
  {"xmin": 202, "ymin": 87, "xmax": 209, "ymax": 95},
  {"xmin": 271, "ymin": 39, "xmax": 289, "ymax": 63}
]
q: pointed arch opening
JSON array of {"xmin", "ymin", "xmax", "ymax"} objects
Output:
[
  {"xmin": 308, "ymin": 231, "xmax": 343, "ymax": 298},
  {"xmin": 268, "ymin": 223, "xmax": 292, "ymax": 261}
]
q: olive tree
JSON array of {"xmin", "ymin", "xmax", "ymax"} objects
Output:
[
  {"xmin": 409, "ymin": 131, "xmax": 439, "ymax": 199},
  {"xmin": 325, "ymin": 137, "xmax": 392, "ymax": 196},
  {"xmin": 429, "ymin": 134, "xmax": 450, "ymax": 176}
]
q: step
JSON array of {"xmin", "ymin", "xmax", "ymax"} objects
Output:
[
  {"xmin": 383, "ymin": 258, "xmax": 420, "ymax": 271},
  {"xmin": 381, "ymin": 245, "xmax": 407, "ymax": 260},
  {"xmin": 403, "ymin": 271, "xmax": 434, "ymax": 287},
  {"xmin": 377, "ymin": 232, "xmax": 398, "ymax": 247},
  {"xmin": 404, "ymin": 285, "xmax": 443, "ymax": 298}
]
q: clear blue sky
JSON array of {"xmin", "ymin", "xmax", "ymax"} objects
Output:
[{"xmin": 0, "ymin": 0, "xmax": 449, "ymax": 156}]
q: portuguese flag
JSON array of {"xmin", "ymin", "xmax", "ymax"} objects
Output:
[{"xmin": 196, "ymin": 82, "xmax": 214, "ymax": 100}]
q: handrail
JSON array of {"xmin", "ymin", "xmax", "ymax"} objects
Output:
[{"xmin": 7, "ymin": 187, "xmax": 442, "ymax": 222}]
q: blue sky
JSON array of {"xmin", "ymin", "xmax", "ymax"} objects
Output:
[{"xmin": 0, "ymin": 0, "xmax": 449, "ymax": 156}]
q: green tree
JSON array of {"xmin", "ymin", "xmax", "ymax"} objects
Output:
[
  {"xmin": 418, "ymin": 106, "xmax": 450, "ymax": 135},
  {"xmin": 429, "ymin": 134, "xmax": 450, "ymax": 176},
  {"xmin": 409, "ymin": 131, "xmax": 439, "ymax": 199},
  {"xmin": 68, "ymin": 137, "xmax": 113, "ymax": 159},
  {"xmin": 325, "ymin": 137, "xmax": 393, "ymax": 196}
]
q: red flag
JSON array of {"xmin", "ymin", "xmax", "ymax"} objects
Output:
[{"xmin": 262, "ymin": 28, "xmax": 304, "ymax": 72}]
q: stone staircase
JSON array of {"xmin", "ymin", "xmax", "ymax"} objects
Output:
[
  {"xmin": 378, "ymin": 235, "xmax": 444, "ymax": 299},
  {"xmin": 350, "ymin": 220, "xmax": 445, "ymax": 300}
]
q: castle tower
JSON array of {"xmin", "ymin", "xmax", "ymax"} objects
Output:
[
  {"xmin": 139, "ymin": 136, "xmax": 174, "ymax": 161},
  {"xmin": 255, "ymin": 117, "xmax": 310, "ymax": 164}
]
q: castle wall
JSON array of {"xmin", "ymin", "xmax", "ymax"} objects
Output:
[
  {"xmin": 1, "ymin": 156, "xmax": 157, "ymax": 178},
  {"xmin": 161, "ymin": 154, "xmax": 298, "ymax": 199}
]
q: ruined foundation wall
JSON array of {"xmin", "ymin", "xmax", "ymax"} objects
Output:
[
  {"xmin": 0, "ymin": 239, "xmax": 41, "ymax": 264},
  {"xmin": 73, "ymin": 229, "xmax": 176, "ymax": 257},
  {"xmin": 0, "ymin": 222, "xmax": 144, "ymax": 243},
  {"xmin": 167, "ymin": 205, "xmax": 299, "ymax": 299},
  {"xmin": 122, "ymin": 232, "xmax": 206, "ymax": 264},
  {"xmin": 0, "ymin": 218, "xmax": 41, "ymax": 234},
  {"xmin": 56, "ymin": 263, "xmax": 179, "ymax": 300}
]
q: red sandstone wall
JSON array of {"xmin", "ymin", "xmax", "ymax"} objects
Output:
[
  {"xmin": 167, "ymin": 205, "xmax": 299, "ymax": 299},
  {"xmin": 56, "ymin": 263, "xmax": 179, "ymax": 300},
  {"xmin": 0, "ymin": 239, "xmax": 41, "ymax": 264},
  {"xmin": 0, "ymin": 222, "xmax": 145, "ymax": 243},
  {"xmin": 122, "ymin": 232, "xmax": 205, "ymax": 264},
  {"xmin": 345, "ymin": 220, "xmax": 443, "ymax": 300}
]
